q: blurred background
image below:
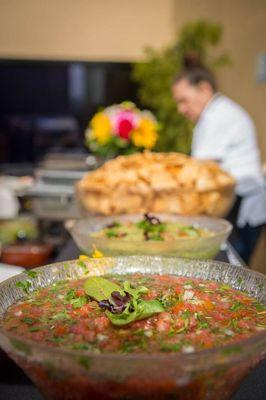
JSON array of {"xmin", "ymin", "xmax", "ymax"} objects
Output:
[{"xmin": 0, "ymin": 0, "xmax": 265, "ymax": 271}]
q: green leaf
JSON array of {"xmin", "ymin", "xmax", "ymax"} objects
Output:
[
  {"xmin": 106, "ymin": 230, "xmax": 119, "ymax": 238},
  {"xmin": 160, "ymin": 342, "xmax": 182, "ymax": 352},
  {"xmin": 77, "ymin": 261, "xmax": 88, "ymax": 272},
  {"xmin": 106, "ymin": 308, "xmax": 138, "ymax": 326},
  {"xmin": 72, "ymin": 343, "xmax": 93, "ymax": 351},
  {"xmin": 29, "ymin": 326, "xmax": 41, "ymax": 332},
  {"xmin": 148, "ymin": 234, "xmax": 164, "ymax": 241},
  {"xmin": 65, "ymin": 289, "xmax": 76, "ymax": 301},
  {"xmin": 106, "ymin": 299, "xmax": 164, "ymax": 326},
  {"xmin": 84, "ymin": 277, "xmax": 124, "ymax": 302},
  {"xmin": 229, "ymin": 301, "xmax": 243, "ymax": 312},
  {"xmin": 180, "ymin": 226, "xmax": 199, "ymax": 237},
  {"xmin": 84, "ymin": 277, "xmax": 164, "ymax": 326},
  {"xmin": 136, "ymin": 219, "xmax": 166, "ymax": 234},
  {"xmin": 123, "ymin": 281, "xmax": 148, "ymax": 299},
  {"xmin": 136, "ymin": 299, "xmax": 165, "ymax": 320},
  {"xmin": 21, "ymin": 317, "xmax": 35, "ymax": 325},
  {"xmin": 220, "ymin": 284, "xmax": 232, "ymax": 291},
  {"xmin": 254, "ymin": 302, "xmax": 265, "ymax": 312},
  {"xmin": 110, "ymin": 221, "xmax": 121, "ymax": 228},
  {"xmin": 15, "ymin": 280, "xmax": 32, "ymax": 294},
  {"xmin": 136, "ymin": 218, "xmax": 166, "ymax": 241},
  {"xmin": 26, "ymin": 270, "xmax": 37, "ymax": 278},
  {"xmin": 52, "ymin": 311, "xmax": 70, "ymax": 321},
  {"xmin": 70, "ymin": 296, "xmax": 87, "ymax": 309}
]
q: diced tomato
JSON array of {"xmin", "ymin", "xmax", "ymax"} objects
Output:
[
  {"xmin": 172, "ymin": 302, "xmax": 186, "ymax": 314},
  {"xmin": 94, "ymin": 316, "xmax": 110, "ymax": 332},
  {"xmin": 156, "ymin": 312, "xmax": 172, "ymax": 332},
  {"xmin": 74, "ymin": 303, "xmax": 93, "ymax": 317},
  {"xmin": 202, "ymin": 300, "xmax": 214, "ymax": 312},
  {"xmin": 54, "ymin": 325, "xmax": 68, "ymax": 336},
  {"xmin": 75, "ymin": 289, "xmax": 86, "ymax": 297}
]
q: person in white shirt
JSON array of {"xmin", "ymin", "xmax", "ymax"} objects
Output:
[{"xmin": 172, "ymin": 63, "xmax": 266, "ymax": 263}]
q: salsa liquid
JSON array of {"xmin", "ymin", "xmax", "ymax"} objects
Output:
[{"xmin": 2, "ymin": 273, "xmax": 265, "ymax": 354}]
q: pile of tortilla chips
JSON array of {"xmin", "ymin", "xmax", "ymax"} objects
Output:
[{"xmin": 77, "ymin": 152, "xmax": 235, "ymax": 216}]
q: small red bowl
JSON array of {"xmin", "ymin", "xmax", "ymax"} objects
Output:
[{"xmin": 1, "ymin": 243, "xmax": 53, "ymax": 268}]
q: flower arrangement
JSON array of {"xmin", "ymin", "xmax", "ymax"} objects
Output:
[{"xmin": 85, "ymin": 102, "xmax": 159, "ymax": 157}]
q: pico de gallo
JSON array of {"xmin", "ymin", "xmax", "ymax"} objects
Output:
[
  {"xmin": 2, "ymin": 273, "xmax": 265, "ymax": 354},
  {"xmin": 91, "ymin": 214, "xmax": 213, "ymax": 242}
]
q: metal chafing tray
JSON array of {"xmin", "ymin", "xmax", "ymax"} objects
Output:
[{"xmin": 26, "ymin": 168, "xmax": 88, "ymax": 220}]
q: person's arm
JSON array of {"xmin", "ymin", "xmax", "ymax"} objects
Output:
[{"xmin": 192, "ymin": 109, "xmax": 263, "ymax": 194}]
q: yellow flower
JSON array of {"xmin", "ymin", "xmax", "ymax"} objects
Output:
[
  {"xmin": 90, "ymin": 112, "xmax": 112, "ymax": 145},
  {"xmin": 131, "ymin": 118, "xmax": 158, "ymax": 149},
  {"xmin": 92, "ymin": 245, "xmax": 104, "ymax": 258},
  {"xmin": 79, "ymin": 254, "xmax": 90, "ymax": 261},
  {"xmin": 79, "ymin": 246, "xmax": 104, "ymax": 259}
]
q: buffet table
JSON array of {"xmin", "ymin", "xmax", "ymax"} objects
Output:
[{"xmin": 0, "ymin": 242, "xmax": 265, "ymax": 400}]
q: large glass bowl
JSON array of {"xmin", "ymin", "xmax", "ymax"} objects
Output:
[
  {"xmin": 66, "ymin": 214, "xmax": 232, "ymax": 259},
  {"xmin": 0, "ymin": 256, "xmax": 265, "ymax": 400}
]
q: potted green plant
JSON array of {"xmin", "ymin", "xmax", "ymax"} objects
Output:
[{"xmin": 132, "ymin": 20, "xmax": 231, "ymax": 154}]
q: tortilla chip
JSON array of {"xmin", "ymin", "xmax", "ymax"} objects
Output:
[{"xmin": 77, "ymin": 151, "xmax": 235, "ymax": 216}]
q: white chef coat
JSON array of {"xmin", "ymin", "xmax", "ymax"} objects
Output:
[{"xmin": 192, "ymin": 94, "xmax": 266, "ymax": 227}]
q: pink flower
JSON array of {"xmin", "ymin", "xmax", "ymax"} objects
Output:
[{"xmin": 114, "ymin": 111, "xmax": 137, "ymax": 141}]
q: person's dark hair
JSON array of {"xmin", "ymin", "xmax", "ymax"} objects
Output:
[{"xmin": 174, "ymin": 54, "xmax": 218, "ymax": 92}]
